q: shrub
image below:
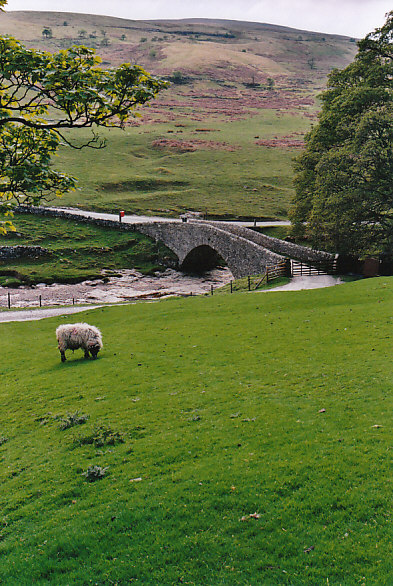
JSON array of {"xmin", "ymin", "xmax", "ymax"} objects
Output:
[
  {"xmin": 59, "ymin": 411, "xmax": 89, "ymax": 431},
  {"xmin": 75, "ymin": 425, "xmax": 124, "ymax": 448},
  {"xmin": 82, "ymin": 465, "xmax": 108, "ymax": 482}
]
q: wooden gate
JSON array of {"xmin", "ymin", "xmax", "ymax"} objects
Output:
[{"xmin": 291, "ymin": 259, "xmax": 337, "ymax": 277}]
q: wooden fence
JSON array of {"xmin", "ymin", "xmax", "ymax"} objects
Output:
[
  {"xmin": 214, "ymin": 260, "xmax": 289, "ymax": 295},
  {"xmin": 3, "ymin": 293, "xmax": 79, "ymax": 309},
  {"xmin": 291, "ymin": 259, "xmax": 337, "ymax": 277}
]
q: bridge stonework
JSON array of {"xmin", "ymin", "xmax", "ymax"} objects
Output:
[
  {"xmin": 15, "ymin": 207, "xmax": 334, "ymax": 278},
  {"xmin": 136, "ymin": 221, "xmax": 284, "ymax": 278}
]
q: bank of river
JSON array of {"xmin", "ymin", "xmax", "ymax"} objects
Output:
[{"xmin": 0, "ymin": 267, "xmax": 233, "ymax": 308}]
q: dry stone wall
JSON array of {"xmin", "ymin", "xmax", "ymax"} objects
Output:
[{"xmin": 0, "ymin": 245, "xmax": 50, "ymax": 260}]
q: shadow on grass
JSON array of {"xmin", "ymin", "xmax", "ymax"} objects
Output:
[{"xmin": 49, "ymin": 355, "xmax": 106, "ymax": 370}]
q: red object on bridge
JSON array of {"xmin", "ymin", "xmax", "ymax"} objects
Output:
[{"xmin": 119, "ymin": 210, "xmax": 125, "ymax": 218}]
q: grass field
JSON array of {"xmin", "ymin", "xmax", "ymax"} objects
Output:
[
  {"xmin": 0, "ymin": 12, "xmax": 358, "ymax": 221},
  {"xmin": 0, "ymin": 277, "xmax": 392, "ymax": 584},
  {"xmin": 53, "ymin": 110, "xmax": 310, "ymax": 220},
  {"xmin": 0, "ymin": 215, "xmax": 176, "ymax": 286}
]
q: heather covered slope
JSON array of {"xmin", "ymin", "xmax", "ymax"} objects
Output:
[
  {"xmin": 0, "ymin": 12, "xmax": 358, "ymax": 218},
  {"xmin": 0, "ymin": 278, "xmax": 392, "ymax": 584}
]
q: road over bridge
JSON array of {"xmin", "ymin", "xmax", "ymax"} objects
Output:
[{"xmin": 17, "ymin": 206, "xmax": 334, "ymax": 279}]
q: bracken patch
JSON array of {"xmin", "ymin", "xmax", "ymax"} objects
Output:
[{"xmin": 151, "ymin": 138, "xmax": 239, "ymax": 152}]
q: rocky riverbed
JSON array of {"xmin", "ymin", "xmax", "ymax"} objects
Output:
[{"xmin": 0, "ymin": 267, "xmax": 233, "ymax": 308}]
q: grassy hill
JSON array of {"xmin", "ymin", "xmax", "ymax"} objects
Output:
[
  {"xmin": 1, "ymin": 278, "xmax": 392, "ymax": 583},
  {"xmin": 0, "ymin": 214, "xmax": 176, "ymax": 286},
  {"xmin": 0, "ymin": 11, "xmax": 358, "ymax": 219}
]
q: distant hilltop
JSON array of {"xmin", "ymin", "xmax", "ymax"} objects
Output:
[{"xmin": 0, "ymin": 11, "xmax": 357, "ymax": 85}]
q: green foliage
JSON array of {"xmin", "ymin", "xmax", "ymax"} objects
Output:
[
  {"xmin": 169, "ymin": 71, "xmax": 189, "ymax": 85},
  {"xmin": 266, "ymin": 77, "xmax": 275, "ymax": 89},
  {"xmin": 0, "ymin": 279, "xmax": 393, "ymax": 582},
  {"xmin": 75, "ymin": 424, "xmax": 125, "ymax": 447},
  {"xmin": 291, "ymin": 11, "xmax": 393, "ymax": 257},
  {"xmin": 59, "ymin": 411, "xmax": 90, "ymax": 431},
  {"xmin": 42, "ymin": 27, "xmax": 52, "ymax": 39},
  {"xmin": 0, "ymin": 36, "xmax": 167, "ymax": 231},
  {"xmin": 82, "ymin": 465, "xmax": 109, "ymax": 482}
]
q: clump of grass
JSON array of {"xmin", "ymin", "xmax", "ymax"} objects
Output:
[
  {"xmin": 0, "ymin": 436, "xmax": 8, "ymax": 446},
  {"xmin": 35, "ymin": 412, "xmax": 63, "ymax": 426},
  {"xmin": 59, "ymin": 411, "xmax": 89, "ymax": 431},
  {"xmin": 74, "ymin": 424, "xmax": 124, "ymax": 448},
  {"xmin": 82, "ymin": 465, "xmax": 108, "ymax": 482}
]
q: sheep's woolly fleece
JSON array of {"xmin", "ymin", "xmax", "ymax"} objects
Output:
[{"xmin": 56, "ymin": 322, "xmax": 103, "ymax": 353}]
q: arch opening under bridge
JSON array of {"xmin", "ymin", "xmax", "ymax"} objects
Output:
[{"xmin": 180, "ymin": 244, "xmax": 228, "ymax": 273}]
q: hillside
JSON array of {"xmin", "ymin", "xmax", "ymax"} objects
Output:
[
  {"xmin": 0, "ymin": 278, "xmax": 393, "ymax": 583},
  {"xmin": 1, "ymin": 11, "xmax": 357, "ymax": 88},
  {"xmin": 0, "ymin": 12, "xmax": 358, "ymax": 219}
]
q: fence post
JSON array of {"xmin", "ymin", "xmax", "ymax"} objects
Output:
[
  {"xmin": 210, "ymin": 285, "xmax": 213, "ymax": 296},
  {"xmin": 39, "ymin": 295, "xmax": 42, "ymax": 307},
  {"xmin": 72, "ymin": 297, "xmax": 75, "ymax": 305},
  {"xmin": 230, "ymin": 280, "xmax": 233, "ymax": 294},
  {"xmin": 285, "ymin": 259, "xmax": 292, "ymax": 278},
  {"xmin": 8, "ymin": 292, "xmax": 10, "ymax": 309},
  {"xmin": 266, "ymin": 268, "xmax": 269, "ymax": 283},
  {"xmin": 248, "ymin": 276, "xmax": 251, "ymax": 291}
]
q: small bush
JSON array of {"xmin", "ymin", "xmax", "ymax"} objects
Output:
[
  {"xmin": 59, "ymin": 411, "xmax": 89, "ymax": 431},
  {"xmin": 75, "ymin": 425, "xmax": 124, "ymax": 448},
  {"xmin": 82, "ymin": 465, "xmax": 108, "ymax": 482}
]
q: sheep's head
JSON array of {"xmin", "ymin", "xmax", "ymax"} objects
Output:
[{"xmin": 89, "ymin": 343, "xmax": 101, "ymax": 358}]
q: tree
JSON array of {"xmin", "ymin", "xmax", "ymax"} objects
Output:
[
  {"xmin": 0, "ymin": 36, "xmax": 167, "ymax": 232},
  {"xmin": 266, "ymin": 77, "xmax": 275, "ymax": 90},
  {"xmin": 307, "ymin": 56, "xmax": 315, "ymax": 70},
  {"xmin": 42, "ymin": 27, "xmax": 53, "ymax": 39},
  {"xmin": 291, "ymin": 11, "xmax": 393, "ymax": 257}
]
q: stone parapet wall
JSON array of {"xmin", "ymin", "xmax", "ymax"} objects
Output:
[{"xmin": 204, "ymin": 220, "xmax": 335, "ymax": 263}]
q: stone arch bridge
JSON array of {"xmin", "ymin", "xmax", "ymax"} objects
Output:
[
  {"xmin": 136, "ymin": 220, "xmax": 334, "ymax": 278},
  {"xmin": 17, "ymin": 207, "xmax": 335, "ymax": 278}
]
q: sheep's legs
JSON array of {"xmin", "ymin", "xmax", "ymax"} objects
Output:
[
  {"xmin": 84, "ymin": 350, "xmax": 90, "ymax": 359},
  {"xmin": 60, "ymin": 351, "xmax": 66, "ymax": 363}
]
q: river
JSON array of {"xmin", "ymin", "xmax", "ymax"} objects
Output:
[{"xmin": 0, "ymin": 267, "xmax": 233, "ymax": 309}]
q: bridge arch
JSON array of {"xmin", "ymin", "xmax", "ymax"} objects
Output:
[
  {"xmin": 180, "ymin": 244, "xmax": 227, "ymax": 273},
  {"xmin": 136, "ymin": 221, "xmax": 285, "ymax": 278}
]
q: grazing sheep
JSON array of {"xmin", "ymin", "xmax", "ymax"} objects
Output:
[{"xmin": 56, "ymin": 323, "xmax": 103, "ymax": 363}]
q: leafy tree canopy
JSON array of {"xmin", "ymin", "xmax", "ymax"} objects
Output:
[
  {"xmin": 290, "ymin": 11, "xmax": 393, "ymax": 257},
  {"xmin": 0, "ymin": 34, "xmax": 167, "ymax": 232}
]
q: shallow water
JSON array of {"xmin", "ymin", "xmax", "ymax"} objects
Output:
[{"xmin": 0, "ymin": 267, "xmax": 233, "ymax": 308}]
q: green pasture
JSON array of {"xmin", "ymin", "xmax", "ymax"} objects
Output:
[
  {"xmin": 0, "ymin": 215, "xmax": 176, "ymax": 286},
  {"xmin": 54, "ymin": 110, "xmax": 310, "ymax": 220},
  {"xmin": 1, "ymin": 278, "xmax": 392, "ymax": 584}
]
